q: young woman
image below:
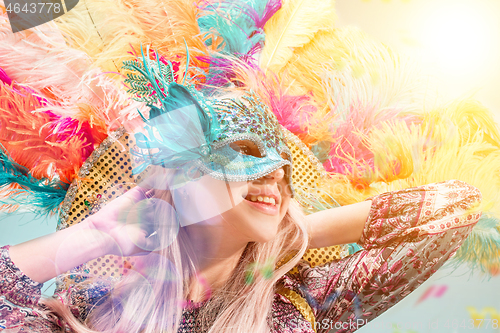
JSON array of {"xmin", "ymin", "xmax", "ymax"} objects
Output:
[
  {"xmin": 0, "ymin": 88, "xmax": 482, "ymax": 332},
  {"xmin": 0, "ymin": 0, "xmax": 494, "ymax": 331}
]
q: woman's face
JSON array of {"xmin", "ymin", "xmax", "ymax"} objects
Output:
[
  {"xmin": 220, "ymin": 166, "xmax": 291, "ymax": 243},
  {"xmin": 172, "ymin": 141, "xmax": 292, "ymax": 243}
]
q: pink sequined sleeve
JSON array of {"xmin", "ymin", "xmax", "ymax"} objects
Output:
[
  {"xmin": 288, "ymin": 180, "xmax": 482, "ymax": 333},
  {"xmin": 0, "ymin": 246, "xmax": 60, "ymax": 332}
]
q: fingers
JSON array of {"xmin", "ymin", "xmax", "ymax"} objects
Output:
[
  {"xmin": 123, "ymin": 198, "xmax": 156, "ymax": 229},
  {"xmin": 109, "ymin": 224, "xmax": 160, "ymax": 257},
  {"xmin": 130, "ymin": 227, "xmax": 161, "ymax": 254},
  {"xmin": 147, "ymin": 230, "xmax": 158, "ymax": 238},
  {"xmin": 123, "ymin": 185, "xmax": 151, "ymax": 201},
  {"xmin": 144, "ymin": 189, "xmax": 155, "ymax": 199},
  {"xmin": 144, "ymin": 232, "xmax": 161, "ymax": 252},
  {"xmin": 108, "ymin": 186, "xmax": 157, "ymax": 216},
  {"xmin": 96, "ymin": 185, "xmax": 177, "ymax": 256},
  {"xmin": 120, "ymin": 197, "xmax": 164, "ymax": 253}
]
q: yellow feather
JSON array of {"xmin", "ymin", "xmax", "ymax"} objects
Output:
[
  {"xmin": 316, "ymin": 99, "xmax": 500, "ymax": 271},
  {"xmin": 424, "ymin": 99, "xmax": 500, "ymax": 149},
  {"xmin": 318, "ymin": 99, "xmax": 500, "ymax": 270},
  {"xmin": 54, "ymin": 0, "xmax": 218, "ymax": 81},
  {"xmin": 355, "ymin": 100, "xmax": 500, "ymax": 202},
  {"xmin": 281, "ymin": 27, "xmax": 426, "ymax": 105},
  {"xmin": 261, "ymin": 0, "xmax": 336, "ymax": 73}
]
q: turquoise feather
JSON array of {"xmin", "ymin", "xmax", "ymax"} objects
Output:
[
  {"xmin": 0, "ymin": 147, "xmax": 67, "ymax": 215},
  {"xmin": 448, "ymin": 214, "xmax": 500, "ymax": 274},
  {"xmin": 198, "ymin": 0, "xmax": 281, "ymax": 55},
  {"xmin": 199, "ymin": 1, "xmax": 264, "ymax": 55},
  {"xmin": 124, "ymin": 50, "xmax": 221, "ymax": 174}
]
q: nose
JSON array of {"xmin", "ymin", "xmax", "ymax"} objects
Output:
[{"xmin": 262, "ymin": 167, "xmax": 285, "ymax": 181}]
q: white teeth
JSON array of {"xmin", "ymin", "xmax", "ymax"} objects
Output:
[{"xmin": 246, "ymin": 195, "xmax": 277, "ymax": 205}]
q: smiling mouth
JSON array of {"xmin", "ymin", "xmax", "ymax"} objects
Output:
[{"xmin": 243, "ymin": 195, "xmax": 278, "ymax": 206}]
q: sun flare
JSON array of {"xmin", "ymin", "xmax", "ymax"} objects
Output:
[{"xmin": 418, "ymin": 2, "xmax": 498, "ymax": 76}]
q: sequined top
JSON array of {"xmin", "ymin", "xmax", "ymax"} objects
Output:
[{"xmin": 0, "ymin": 180, "xmax": 482, "ymax": 333}]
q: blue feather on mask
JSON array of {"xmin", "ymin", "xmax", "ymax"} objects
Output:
[{"xmin": 123, "ymin": 49, "xmax": 221, "ymax": 175}]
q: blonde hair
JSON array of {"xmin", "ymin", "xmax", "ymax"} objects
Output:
[{"xmin": 42, "ymin": 170, "xmax": 309, "ymax": 333}]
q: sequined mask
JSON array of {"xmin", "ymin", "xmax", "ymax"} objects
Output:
[
  {"xmin": 132, "ymin": 90, "xmax": 293, "ymax": 192},
  {"xmin": 124, "ymin": 51, "xmax": 293, "ymax": 193},
  {"xmin": 199, "ymin": 92, "xmax": 293, "ymax": 191}
]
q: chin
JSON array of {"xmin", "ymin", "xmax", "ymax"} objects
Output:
[
  {"xmin": 252, "ymin": 226, "xmax": 280, "ymax": 243},
  {"xmin": 215, "ymin": 182, "xmax": 291, "ymax": 243},
  {"xmin": 224, "ymin": 206, "xmax": 282, "ymax": 243},
  {"xmin": 246, "ymin": 209, "xmax": 287, "ymax": 243}
]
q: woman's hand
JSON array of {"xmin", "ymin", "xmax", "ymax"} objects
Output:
[{"xmin": 86, "ymin": 186, "xmax": 160, "ymax": 257}]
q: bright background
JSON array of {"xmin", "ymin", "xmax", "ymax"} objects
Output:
[
  {"xmin": 1, "ymin": 0, "xmax": 500, "ymax": 332},
  {"xmin": 336, "ymin": 0, "xmax": 500, "ymax": 332},
  {"xmin": 337, "ymin": 0, "xmax": 500, "ymax": 122},
  {"xmin": 0, "ymin": 212, "xmax": 58, "ymax": 295}
]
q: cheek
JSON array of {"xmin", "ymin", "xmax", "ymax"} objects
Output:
[
  {"xmin": 172, "ymin": 176, "xmax": 248, "ymax": 226},
  {"xmin": 279, "ymin": 196, "xmax": 291, "ymax": 220}
]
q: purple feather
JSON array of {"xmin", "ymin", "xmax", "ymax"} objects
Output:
[
  {"xmin": 197, "ymin": 55, "xmax": 260, "ymax": 88},
  {"xmin": 43, "ymin": 111, "xmax": 96, "ymax": 161},
  {"xmin": 0, "ymin": 67, "xmax": 12, "ymax": 85},
  {"xmin": 256, "ymin": 0, "xmax": 282, "ymax": 28}
]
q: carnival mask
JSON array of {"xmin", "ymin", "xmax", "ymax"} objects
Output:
[{"xmin": 125, "ymin": 52, "xmax": 293, "ymax": 194}]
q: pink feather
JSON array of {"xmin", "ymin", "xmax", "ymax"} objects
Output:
[
  {"xmin": 0, "ymin": 12, "xmax": 137, "ymax": 136},
  {"xmin": 0, "ymin": 80, "xmax": 96, "ymax": 183},
  {"xmin": 326, "ymin": 102, "xmax": 421, "ymax": 187}
]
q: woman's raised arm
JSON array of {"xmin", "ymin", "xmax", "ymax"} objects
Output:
[
  {"xmin": 8, "ymin": 186, "xmax": 157, "ymax": 284},
  {"xmin": 8, "ymin": 219, "xmax": 110, "ymax": 284},
  {"xmin": 306, "ymin": 200, "xmax": 372, "ymax": 249},
  {"xmin": 293, "ymin": 180, "xmax": 482, "ymax": 333}
]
